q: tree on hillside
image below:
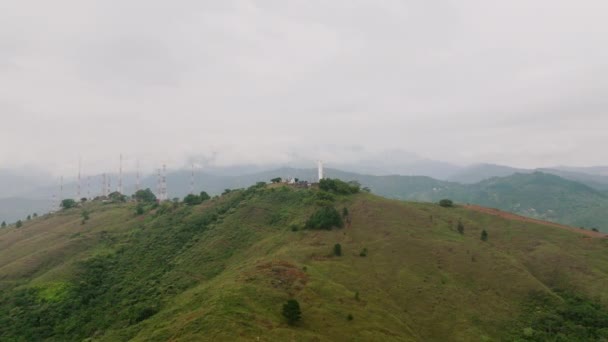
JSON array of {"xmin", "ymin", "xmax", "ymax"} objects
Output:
[
  {"xmin": 439, "ymin": 199, "xmax": 454, "ymax": 207},
  {"xmin": 27, "ymin": 215, "xmax": 31, "ymax": 221},
  {"xmin": 183, "ymin": 194, "xmax": 202, "ymax": 206},
  {"xmin": 16, "ymin": 220, "xmax": 23, "ymax": 228},
  {"xmin": 1, "ymin": 221, "xmax": 6, "ymax": 228},
  {"xmin": 457, "ymin": 221, "xmax": 465, "ymax": 234},
  {"xmin": 305, "ymin": 206, "xmax": 344, "ymax": 230},
  {"xmin": 109, "ymin": 192, "xmax": 126, "ymax": 202},
  {"xmin": 481, "ymin": 229, "xmax": 488, "ymax": 242},
  {"xmin": 271, "ymin": 177, "xmax": 282, "ymax": 184},
  {"xmin": 61, "ymin": 199, "xmax": 77, "ymax": 209},
  {"xmin": 33, "ymin": 213, "xmax": 38, "ymax": 218},
  {"xmin": 333, "ymin": 243, "xmax": 342, "ymax": 256},
  {"xmin": 282, "ymin": 299, "xmax": 302, "ymax": 325},
  {"xmin": 199, "ymin": 191, "xmax": 211, "ymax": 202},
  {"xmin": 134, "ymin": 189, "xmax": 157, "ymax": 203},
  {"xmin": 319, "ymin": 178, "xmax": 360, "ymax": 194}
]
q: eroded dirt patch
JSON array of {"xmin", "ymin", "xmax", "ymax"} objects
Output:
[{"xmin": 245, "ymin": 260, "xmax": 308, "ymax": 296}]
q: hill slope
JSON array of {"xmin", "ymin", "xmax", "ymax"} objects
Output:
[{"xmin": 1, "ymin": 184, "xmax": 608, "ymax": 341}]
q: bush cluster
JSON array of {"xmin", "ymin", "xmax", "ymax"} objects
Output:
[
  {"xmin": 183, "ymin": 191, "xmax": 211, "ymax": 206},
  {"xmin": 305, "ymin": 206, "xmax": 344, "ymax": 230},
  {"xmin": 319, "ymin": 178, "xmax": 360, "ymax": 195}
]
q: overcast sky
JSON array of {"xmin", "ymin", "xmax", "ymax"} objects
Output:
[{"xmin": 1, "ymin": 0, "xmax": 608, "ymax": 175}]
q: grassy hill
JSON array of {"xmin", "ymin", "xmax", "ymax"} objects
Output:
[
  {"xmin": 303, "ymin": 171, "xmax": 608, "ymax": 233},
  {"xmin": 1, "ymin": 182, "xmax": 608, "ymax": 341}
]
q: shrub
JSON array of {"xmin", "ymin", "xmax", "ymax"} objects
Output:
[
  {"xmin": 592, "ymin": 228, "xmax": 599, "ymax": 232},
  {"xmin": 481, "ymin": 229, "xmax": 488, "ymax": 242},
  {"xmin": 439, "ymin": 199, "xmax": 454, "ymax": 207},
  {"xmin": 1, "ymin": 221, "xmax": 6, "ymax": 228},
  {"xmin": 457, "ymin": 221, "xmax": 464, "ymax": 234},
  {"xmin": 333, "ymin": 243, "xmax": 342, "ymax": 256},
  {"xmin": 314, "ymin": 191, "xmax": 336, "ymax": 206},
  {"xmin": 134, "ymin": 189, "xmax": 156, "ymax": 203},
  {"xmin": 359, "ymin": 248, "xmax": 368, "ymax": 257},
  {"xmin": 108, "ymin": 192, "xmax": 126, "ymax": 202},
  {"xmin": 199, "ymin": 191, "xmax": 211, "ymax": 202},
  {"xmin": 271, "ymin": 177, "xmax": 282, "ymax": 183},
  {"xmin": 61, "ymin": 199, "xmax": 77, "ymax": 209},
  {"xmin": 305, "ymin": 207, "xmax": 344, "ymax": 230},
  {"xmin": 183, "ymin": 194, "xmax": 202, "ymax": 206},
  {"xmin": 135, "ymin": 205, "xmax": 145, "ymax": 216},
  {"xmin": 319, "ymin": 178, "xmax": 360, "ymax": 194},
  {"xmin": 16, "ymin": 220, "xmax": 23, "ymax": 228},
  {"xmin": 282, "ymin": 299, "xmax": 302, "ymax": 325},
  {"xmin": 347, "ymin": 314, "xmax": 354, "ymax": 321}
]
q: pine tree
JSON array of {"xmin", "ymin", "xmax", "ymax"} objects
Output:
[
  {"xmin": 1, "ymin": 221, "xmax": 6, "ymax": 228},
  {"xmin": 481, "ymin": 229, "xmax": 488, "ymax": 242},
  {"xmin": 16, "ymin": 220, "xmax": 23, "ymax": 228},
  {"xmin": 282, "ymin": 299, "xmax": 302, "ymax": 325}
]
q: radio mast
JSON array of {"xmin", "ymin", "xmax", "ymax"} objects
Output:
[
  {"xmin": 118, "ymin": 154, "xmax": 123, "ymax": 194},
  {"xmin": 77, "ymin": 157, "xmax": 82, "ymax": 199}
]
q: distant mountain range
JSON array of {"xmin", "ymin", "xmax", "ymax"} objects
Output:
[{"xmin": 3, "ymin": 162, "xmax": 608, "ymax": 231}]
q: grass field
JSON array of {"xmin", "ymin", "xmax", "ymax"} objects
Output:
[{"xmin": 1, "ymin": 184, "xmax": 608, "ymax": 341}]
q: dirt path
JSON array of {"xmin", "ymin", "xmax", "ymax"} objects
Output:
[{"xmin": 464, "ymin": 205, "xmax": 607, "ymax": 238}]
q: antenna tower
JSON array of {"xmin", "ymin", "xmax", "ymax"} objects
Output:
[
  {"xmin": 77, "ymin": 157, "xmax": 82, "ymax": 199},
  {"xmin": 118, "ymin": 154, "xmax": 123, "ymax": 194},
  {"xmin": 190, "ymin": 164, "xmax": 195, "ymax": 194},
  {"xmin": 160, "ymin": 164, "xmax": 168, "ymax": 201},
  {"xmin": 102, "ymin": 173, "xmax": 107, "ymax": 197},
  {"xmin": 156, "ymin": 168, "xmax": 161, "ymax": 199},
  {"xmin": 135, "ymin": 160, "xmax": 141, "ymax": 192}
]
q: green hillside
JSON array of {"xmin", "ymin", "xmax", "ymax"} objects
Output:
[
  {"xmin": 337, "ymin": 171, "xmax": 608, "ymax": 232},
  {"xmin": 1, "ymin": 182, "xmax": 608, "ymax": 341}
]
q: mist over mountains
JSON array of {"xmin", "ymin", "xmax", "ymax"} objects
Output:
[{"xmin": 3, "ymin": 154, "xmax": 608, "ymax": 231}]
